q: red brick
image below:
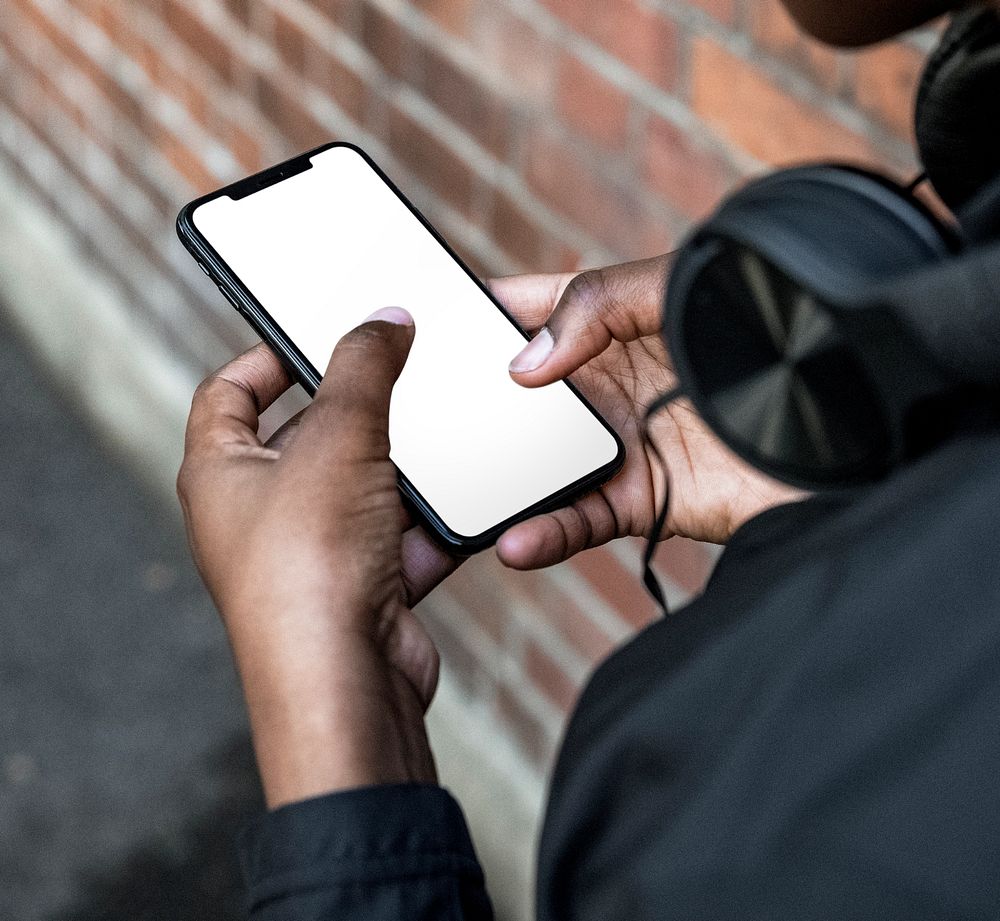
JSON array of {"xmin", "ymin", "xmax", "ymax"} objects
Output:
[
  {"xmin": 5, "ymin": 68, "xmax": 59, "ymax": 145},
  {"xmin": 66, "ymin": 0, "xmax": 103, "ymax": 18},
  {"xmin": 412, "ymin": 0, "xmax": 475, "ymax": 38},
  {"xmin": 226, "ymin": 119, "xmax": 264, "ymax": 172},
  {"xmin": 556, "ymin": 55, "xmax": 631, "ymax": 150},
  {"xmin": 421, "ymin": 614, "xmax": 489, "ymax": 698},
  {"xmin": 1, "ymin": 33, "xmax": 62, "ymax": 119},
  {"xmin": 570, "ymin": 547, "xmax": 660, "ymax": 630},
  {"xmin": 313, "ymin": 47, "xmax": 368, "ymax": 124},
  {"xmin": 161, "ymin": 135, "xmax": 217, "ymax": 191},
  {"xmin": 11, "ymin": 47, "xmax": 165, "ymax": 219},
  {"xmin": 359, "ymin": 1, "xmax": 411, "ymax": 80},
  {"xmin": 0, "ymin": 93, "xmax": 243, "ymax": 360},
  {"xmin": 853, "ymin": 42, "xmax": 926, "ymax": 142},
  {"xmin": 163, "ymin": 1, "xmax": 235, "ymax": 85},
  {"xmin": 222, "ymin": 0, "xmax": 252, "ymax": 25},
  {"xmin": 88, "ymin": 3, "xmax": 146, "ymax": 63},
  {"xmin": 99, "ymin": 72, "xmax": 146, "ymax": 127},
  {"xmin": 16, "ymin": 6, "xmax": 149, "ymax": 130},
  {"xmin": 490, "ymin": 191, "xmax": 548, "ymax": 267},
  {"xmin": 751, "ymin": 0, "xmax": 847, "ymax": 95},
  {"xmin": 254, "ymin": 72, "xmax": 330, "ymax": 152},
  {"xmin": 691, "ymin": 38, "xmax": 876, "ymax": 166},
  {"xmin": 273, "ymin": 8, "xmax": 308, "ymax": 73},
  {"xmin": 804, "ymin": 43, "xmax": 846, "ymax": 95},
  {"xmin": 551, "ymin": 244, "xmax": 585, "ymax": 274},
  {"xmin": 312, "ymin": 0, "xmax": 354, "ymax": 28},
  {"xmin": 142, "ymin": 43, "xmax": 211, "ymax": 125},
  {"xmin": 439, "ymin": 565, "xmax": 511, "ymax": 647},
  {"xmin": 652, "ymin": 537, "xmax": 715, "ymax": 596},
  {"xmin": 14, "ymin": 1, "xmax": 93, "ymax": 76},
  {"xmin": 496, "ymin": 684, "xmax": 555, "ymax": 768},
  {"xmin": 466, "ymin": 5, "xmax": 554, "ymax": 103},
  {"xmin": 687, "ymin": 0, "xmax": 739, "ymax": 25},
  {"xmin": 508, "ymin": 569, "xmax": 618, "ymax": 666},
  {"xmin": 455, "ymin": 246, "xmax": 498, "ymax": 282},
  {"xmin": 16, "ymin": 83, "xmax": 180, "ymax": 253},
  {"xmin": 525, "ymin": 126, "xmax": 674, "ymax": 259},
  {"xmin": 644, "ymin": 115, "xmax": 736, "ymax": 220},
  {"xmin": 752, "ymin": 0, "xmax": 802, "ymax": 59},
  {"xmin": 538, "ymin": 0, "xmax": 678, "ymax": 90},
  {"xmin": 109, "ymin": 143, "xmax": 175, "ymax": 218},
  {"xmin": 386, "ymin": 104, "xmax": 475, "ymax": 216},
  {"xmin": 417, "ymin": 44, "xmax": 513, "ymax": 157},
  {"xmin": 524, "ymin": 642, "xmax": 580, "ymax": 713},
  {"xmin": 120, "ymin": 20, "xmax": 165, "ymax": 81}
]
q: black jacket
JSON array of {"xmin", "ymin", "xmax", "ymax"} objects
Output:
[{"xmin": 240, "ymin": 430, "xmax": 1000, "ymax": 919}]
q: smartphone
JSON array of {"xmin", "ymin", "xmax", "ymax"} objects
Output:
[{"xmin": 177, "ymin": 142, "xmax": 625, "ymax": 553}]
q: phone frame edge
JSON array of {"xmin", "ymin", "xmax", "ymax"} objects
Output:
[{"xmin": 176, "ymin": 140, "xmax": 627, "ymax": 556}]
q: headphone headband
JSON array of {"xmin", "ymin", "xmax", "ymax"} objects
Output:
[{"xmin": 880, "ymin": 241, "xmax": 1000, "ymax": 388}]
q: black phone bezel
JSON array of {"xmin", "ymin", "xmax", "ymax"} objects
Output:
[{"xmin": 176, "ymin": 140, "xmax": 626, "ymax": 555}]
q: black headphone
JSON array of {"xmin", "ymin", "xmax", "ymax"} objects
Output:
[{"xmin": 660, "ymin": 5, "xmax": 1000, "ymax": 492}]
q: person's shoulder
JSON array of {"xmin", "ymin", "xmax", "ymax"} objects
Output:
[
  {"xmin": 570, "ymin": 426, "xmax": 1000, "ymax": 737},
  {"xmin": 722, "ymin": 425, "xmax": 1000, "ymax": 561}
]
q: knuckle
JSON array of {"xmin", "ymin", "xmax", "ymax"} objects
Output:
[
  {"xmin": 191, "ymin": 375, "xmax": 227, "ymax": 411},
  {"xmin": 323, "ymin": 325, "xmax": 403, "ymax": 395},
  {"xmin": 175, "ymin": 460, "xmax": 195, "ymax": 504},
  {"xmin": 340, "ymin": 322, "xmax": 392, "ymax": 353},
  {"xmin": 189, "ymin": 378, "xmax": 212, "ymax": 411},
  {"xmin": 312, "ymin": 384, "xmax": 389, "ymax": 443},
  {"xmin": 563, "ymin": 269, "xmax": 608, "ymax": 319}
]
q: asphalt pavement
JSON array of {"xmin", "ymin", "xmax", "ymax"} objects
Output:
[{"xmin": 0, "ymin": 313, "xmax": 261, "ymax": 920}]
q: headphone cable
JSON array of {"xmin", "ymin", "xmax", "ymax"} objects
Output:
[{"xmin": 640, "ymin": 388, "xmax": 684, "ymax": 616}]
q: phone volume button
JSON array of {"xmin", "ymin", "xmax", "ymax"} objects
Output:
[{"xmin": 216, "ymin": 284, "xmax": 242, "ymax": 312}]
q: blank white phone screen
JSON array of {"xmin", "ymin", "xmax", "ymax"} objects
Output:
[{"xmin": 192, "ymin": 145, "xmax": 620, "ymax": 539}]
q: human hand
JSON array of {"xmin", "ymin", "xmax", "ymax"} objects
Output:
[
  {"xmin": 177, "ymin": 308, "xmax": 460, "ymax": 808},
  {"xmin": 493, "ymin": 256, "xmax": 804, "ymax": 569}
]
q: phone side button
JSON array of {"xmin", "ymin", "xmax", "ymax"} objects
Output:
[
  {"xmin": 216, "ymin": 284, "xmax": 242, "ymax": 313},
  {"xmin": 197, "ymin": 261, "xmax": 211, "ymax": 276}
]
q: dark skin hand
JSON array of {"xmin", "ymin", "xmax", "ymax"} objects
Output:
[
  {"xmin": 179, "ymin": 265, "xmax": 803, "ymax": 809},
  {"xmin": 181, "ymin": 0, "xmax": 990, "ymax": 809},
  {"xmin": 493, "ymin": 257, "xmax": 804, "ymax": 570},
  {"xmin": 177, "ymin": 307, "xmax": 453, "ymax": 808}
]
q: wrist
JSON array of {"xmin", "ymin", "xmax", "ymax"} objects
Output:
[{"xmin": 234, "ymin": 633, "xmax": 436, "ymax": 809}]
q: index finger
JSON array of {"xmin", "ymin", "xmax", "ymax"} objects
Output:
[{"xmin": 185, "ymin": 342, "xmax": 293, "ymax": 457}]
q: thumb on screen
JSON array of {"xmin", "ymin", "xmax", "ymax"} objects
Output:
[{"xmin": 297, "ymin": 307, "xmax": 415, "ymax": 457}]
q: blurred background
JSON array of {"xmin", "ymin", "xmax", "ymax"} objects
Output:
[{"xmin": 0, "ymin": 1, "xmax": 936, "ymax": 918}]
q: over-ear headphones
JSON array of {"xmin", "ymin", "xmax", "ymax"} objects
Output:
[
  {"xmin": 916, "ymin": 5, "xmax": 1000, "ymax": 211},
  {"xmin": 661, "ymin": 4, "xmax": 1000, "ymax": 491}
]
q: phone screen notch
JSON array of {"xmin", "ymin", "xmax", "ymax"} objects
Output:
[{"xmin": 228, "ymin": 155, "xmax": 314, "ymax": 201}]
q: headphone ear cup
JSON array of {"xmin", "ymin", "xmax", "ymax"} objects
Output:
[
  {"xmin": 915, "ymin": 7, "xmax": 1000, "ymax": 212},
  {"xmin": 664, "ymin": 167, "xmax": 956, "ymax": 488}
]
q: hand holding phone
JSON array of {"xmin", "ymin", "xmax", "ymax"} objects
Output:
[
  {"xmin": 178, "ymin": 143, "xmax": 625, "ymax": 552},
  {"xmin": 177, "ymin": 318, "xmax": 459, "ymax": 807}
]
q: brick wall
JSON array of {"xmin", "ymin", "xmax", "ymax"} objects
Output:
[{"xmin": 0, "ymin": 0, "xmax": 939, "ymax": 778}]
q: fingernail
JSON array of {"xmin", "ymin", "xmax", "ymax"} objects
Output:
[
  {"xmin": 509, "ymin": 327, "xmax": 554, "ymax": 373},
  {"xmin": 364, "ymin": 306, "xmax": 414, "ymax": 326}
]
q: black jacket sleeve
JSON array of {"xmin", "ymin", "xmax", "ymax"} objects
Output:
[{"xmin": 239, "ymin": 783, "xmax": 493, "ymax": 921}]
